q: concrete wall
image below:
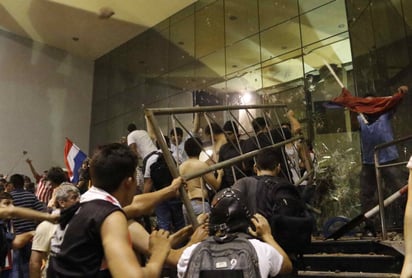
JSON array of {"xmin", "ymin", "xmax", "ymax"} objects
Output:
[{"xmin": 0, "ymin": 30, "xmax": 93, "ymax": 179}]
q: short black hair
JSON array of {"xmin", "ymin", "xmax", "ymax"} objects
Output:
[
  {"xmin": 170, "ymin": 127, "xmax": 183, "ymax": 137},
  {"xmin": 184, "ymin": 137, "xmax": 203, "ymax": 157},
  {"xmin": 89, "ymin": 143, "xmax": 138, "ymax": 194},
  {"xmin": 46, "ymin": 167, "xmax": 68, "ymax": 186},
  {"xmin": 251, "ymin": 117, "xmax": 268, "ymax": 133},
  {"xmin": 255, "ymin": 149, "xmax": 281, "ymax": 171},
  {"xmin": 9, "ymin": 174, "xmax": 24, "ymax": 189},
  {"xmin": 127, "ymin": 123, "xmax": 137, "ymax": 132},
  {"xmin": 223, "ymin": 121, "xmax": 238, "ymax": 135}
]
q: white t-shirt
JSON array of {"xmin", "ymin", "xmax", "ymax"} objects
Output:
[
  {"xmin": 127, "ymin": 130, "xmax": 156, "ymax": 159},
  {"xmin": 177, "ymin": 238, "xmax": 284, "ymax": 277}
]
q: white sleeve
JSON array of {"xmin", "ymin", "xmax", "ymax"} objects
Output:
[
  {"xmin": 249, "ymin": 239, "xmax": 284, "ymax": 277},
  {"xmin": 144, "ymin": 155, "xmax": 157, "ymax": 178},
  {"xmin": 32, "ymin": 221, "xmax": 57, "ymax": 252},
  {"xmin": 127, "ymin": 133, "xmax": 133, "ymax": 146},
  {"xmin": 177, "ymin": 243, "xmax": 199, "ymax": 278}
]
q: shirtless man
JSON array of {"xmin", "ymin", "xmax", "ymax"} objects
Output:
[{"xmin": 179, "ymin": 137, "xmax": 223, "ymax": 225}]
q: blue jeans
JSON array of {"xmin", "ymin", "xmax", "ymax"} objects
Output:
[
  {"xmin": 10, "ymin": 244, "xmax": 31, "ymax": 278},
  {"xmin": 154, "ymin": 199, "xmax": 185, "ymax": 233},
  {"xmin": 182, "ymin": 199, "xmax": 211, "ymax": 225}
]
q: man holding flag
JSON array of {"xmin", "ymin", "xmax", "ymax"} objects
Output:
[{"xmin": 331, "ymin": 85, "xmax": 408, "ymax": 235}]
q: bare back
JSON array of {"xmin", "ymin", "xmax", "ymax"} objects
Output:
[{"xmin": 179, "ymin": 159, "xmax": 209, "ymax": 200}]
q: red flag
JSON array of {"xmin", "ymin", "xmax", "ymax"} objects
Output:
[{"xmin": 331, "ymin": 87, "xmax": 405, "ymax": 115}]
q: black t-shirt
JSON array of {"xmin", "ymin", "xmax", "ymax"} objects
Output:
[
  {"xmin": 218, "ymin": 139, "xmax": 251, "ymax": 188},
  {"xmin": 53, "ymin": 200, "xmax": 122, "ymax": 277}
]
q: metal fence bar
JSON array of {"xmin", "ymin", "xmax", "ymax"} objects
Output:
[
  {"xmin": 149, "ymin": 104, "xmax": 287, "ymax": 115},
  {"xmin": 144, "ymin": 103, "xmax": 295, "ymax": 228},
  {"xmin": 374, "ymin": 134, "xmax": 412, "ymax": 239},
  {"xmin": 145, "ymin": 109, "xmax": 199, "ymax": 228}
]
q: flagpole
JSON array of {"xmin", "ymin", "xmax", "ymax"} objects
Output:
[{"xmin": 322, "ymin": 59, "xmax": 368, "ymax": 124}]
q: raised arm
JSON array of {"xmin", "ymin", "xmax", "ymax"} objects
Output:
[
  {"xmin": 26, "ymin": 158, "xmax": 42, "ymax": 183},
  {"xmin": 192, "ymin": 109, "xmax": 201, "ymax": 135},
  {"xmin": 286, "ymin": 110, "xmax": 301, "ymax": 135}
]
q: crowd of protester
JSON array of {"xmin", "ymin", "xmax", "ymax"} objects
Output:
[{"xmin": 1, "ymin": 97, "xmax": 410, "ymax": 277}]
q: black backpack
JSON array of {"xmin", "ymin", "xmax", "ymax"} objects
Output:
[
  {"xmin": 254, "ymin": 176, "xmax": 314, "ymax": 255},
  {"xmin": 145, "ymin": 151, "xmax": 174, "ymax": 190},
  {"xmin": 184, "ymin": 233, "xmax": 261, "ymax": 278},
  {"xmin": 0, "ymin": 220, "xmax": 14, "ymax": 268}
]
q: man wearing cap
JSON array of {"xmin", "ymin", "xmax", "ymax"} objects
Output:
[{"xmin": 177, "ymin": 188, "xmax": 292, "ymax": 277}]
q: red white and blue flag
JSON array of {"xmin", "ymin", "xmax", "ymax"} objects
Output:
[{"xmin": 64, "ymin": 138, "xmax": 87, "ymax": 183}]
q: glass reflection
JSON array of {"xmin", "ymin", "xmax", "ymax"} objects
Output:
[
  {"xmin": 225, "ymin": 34, "xmax": 260, "ymax": 75},
  {"xmin": 260, "ymin": 18, "xmax": 301, "ymax": 62},
  {"xmin": 300, "ymin": 0, "xmax": 347, "ymax": 47},
  {"xmin": 195, "ymin": 0, "xmax": 224, "ymax": 58},
  {"xmin": 225, "ymin": 0, "xmax": 258, "ymax": 45},
  {"xmin": 259, "ymin": 0, "xmax": 298, "ymax": 30}
]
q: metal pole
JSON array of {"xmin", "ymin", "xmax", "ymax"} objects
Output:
[
  {"xmin": 374, "ymin": 134, "xmax": 412, "ymax": 240},
  {"xmin": 182, "ymin": 135, "xmax": 304, "ymax": 181},
  {"xmin": 145, "ymin": 109, "xmax": 199, "ymax": 228},
  {"xmin": 374, "ymin": 150, "xmax": 387, "ymax": 239},
  {"xmin": 149, "ymin": 104, "xmax": 287, "ymax": 115}
]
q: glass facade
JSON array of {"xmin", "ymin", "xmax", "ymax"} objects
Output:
[{"xmin": 92, "ymin": 0, "xmax": 412, "ymax": 228}]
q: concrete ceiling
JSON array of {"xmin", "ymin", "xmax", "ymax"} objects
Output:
[{"xmin": 0, "ymin": 0, "xmax": 196, "ymax": 60}]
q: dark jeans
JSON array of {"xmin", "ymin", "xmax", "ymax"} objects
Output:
[
  {"xmin": 155, "ymin": 200, "xmax": 185, "ymax": 233},
  {"xmin": 360, "ymin": 161, "xmax": 407, "ymax": 229},
  {"xmin": 10, "ymin": 243, "xmax": 31, "ymax": 278}
]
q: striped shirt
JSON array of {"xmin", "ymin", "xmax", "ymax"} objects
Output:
[
  {"xmin": 11, "ymin": 189, "xmax": 45, "ymax": 234},
  {"xmin": 35, "ymin": 177, "xmax": 54, "ymax": 204}
]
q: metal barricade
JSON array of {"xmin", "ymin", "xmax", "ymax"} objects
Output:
[{"xmin": 374, "ymin": 135, "xmax": 412, "ymax": 239}]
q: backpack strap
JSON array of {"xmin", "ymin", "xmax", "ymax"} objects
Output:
[{"xmin": 142, "ymin": 150, "xmax": 158, "ymax": 173}]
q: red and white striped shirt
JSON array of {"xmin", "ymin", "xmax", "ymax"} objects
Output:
[{"xmin": 35, "ymin": 177, "xmax": 53, "ymax": 204}]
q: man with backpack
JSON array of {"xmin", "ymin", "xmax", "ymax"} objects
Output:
[
  {"xmin": 142, "ymin": 136, "xmax": 185, "ymax": 233},
  {"xmin": 177, "ymin": 187, "xmax": 292, "ymax": 277},
  {"xmin": 232, "ymin": 149, "xmax": 314, "ymax": 261}
]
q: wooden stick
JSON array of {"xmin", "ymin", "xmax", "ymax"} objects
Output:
[
  {"xmin": 322, "ymin": 59, "xmax": 344, "ymax": 88},
  {"xmin": 322, "ymin": 59, "xmax": 368, "ymax": 124}
]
